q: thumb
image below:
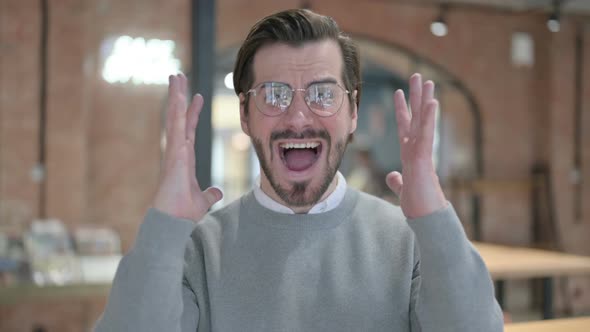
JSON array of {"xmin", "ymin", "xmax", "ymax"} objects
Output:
[
  {"xmin": 386, "ymin": 171, "xmax": 403, "ymax": 197},
  {"xmin": 203, "ymin": 187, "xmax": 223, "ymax": 208}
]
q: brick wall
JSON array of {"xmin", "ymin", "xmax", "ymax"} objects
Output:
[{"xmin": 1, "ymin": 0, "xmax": 589, "ymax": 329}]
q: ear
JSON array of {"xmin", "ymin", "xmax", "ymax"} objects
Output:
[
  {"xmin": 239, "ymin": 93, "xmax": 251, "ymax": 136},
  {"xmin": 349, "ymin": 90, "xmax": 359, "ymax": 134}
]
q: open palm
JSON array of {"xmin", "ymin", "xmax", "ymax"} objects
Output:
[
  {"xmin": 153, "ymin": 74, "xmax": 222, "ymax": 221},
  {"xmin": 386, "ymin": 73, "xmax": 446, "ymax": 219}
]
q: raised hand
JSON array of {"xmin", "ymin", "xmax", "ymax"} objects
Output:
[
  {"xmin": 152, "ymin": 73, "xmax": 222, "ymax": 221},
  {"xmin": 386, "ymin": 73, "xmax": 447, "ymax": 219}
]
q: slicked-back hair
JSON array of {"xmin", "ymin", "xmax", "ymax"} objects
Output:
[{"xmin": 233, "ymin": 9, "xmax": 361, "ymax": 115}]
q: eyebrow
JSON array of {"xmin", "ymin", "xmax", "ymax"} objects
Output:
[
  {"xmin": 305, "ymin": 77, "xmax": 338, "ymax": 88},
  {"xmin": 253, "ymin": 78, "xmax": 339, "ymax": 89}
]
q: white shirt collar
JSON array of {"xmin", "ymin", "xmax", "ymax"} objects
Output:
[{"xmin": 253, "ymin": 172, "xmax": 347, "ymax": 214}]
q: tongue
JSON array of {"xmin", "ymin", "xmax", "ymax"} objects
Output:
[{"xmin": 284, "ymin": 149, "xmax": 317, "ymax": 171}]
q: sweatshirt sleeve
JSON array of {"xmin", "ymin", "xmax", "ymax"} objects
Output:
[
  {"xmin": 94, "ymin": 208, "xmax": 199, "ymax": 332},
  {"xmin": 407, "ymin": 204, "xmax": 503, "ymax": 332}
]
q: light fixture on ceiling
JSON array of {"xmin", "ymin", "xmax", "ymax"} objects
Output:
[
  {"xmin": 430, "ymin": 5, "xmax": 448, "ymax": 37},
  {"xmin": 547, "ymin": 0, "xmax": 561, "ymax": 33}
]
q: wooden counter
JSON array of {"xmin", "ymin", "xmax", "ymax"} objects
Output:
[
  {"xmin": 0, "ymin": 283, "xmax": 111, "ymax": 305},
  {"xmin": 504, "ymin": 316, "xmax": 590, "ymax": 332},
  {"xmin": 474, "ymin": 242, "xmax": 590, "ymax": 280}
]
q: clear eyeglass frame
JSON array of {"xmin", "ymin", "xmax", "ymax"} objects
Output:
[{"xmin": 246, "ymin": 81, "xmax": 351, "ymax": 117}]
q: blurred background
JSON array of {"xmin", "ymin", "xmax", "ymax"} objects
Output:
[{"xmin": 0, "ymin": 0, "xmax": 589, "ymax": 331}]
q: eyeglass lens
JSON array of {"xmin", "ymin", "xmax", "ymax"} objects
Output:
[{"xmin": 252, "ymin": 82, "xmax": 344, "ymax": 116}]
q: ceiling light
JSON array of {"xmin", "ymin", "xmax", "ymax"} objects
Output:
[
  {"xmin": 431, "ymin": 18, "xmax": 448, "ymax": 37},
  {"xmin": 431, "ymin": 5, "xmax": 448, "ymax": 37},
  {"xmin": 547, "ymin": 0, "xmax": 561, "ymax": 33},
  {"xmin": 547, "ymin": 13, "xmax": 560, "ymax": 32}
]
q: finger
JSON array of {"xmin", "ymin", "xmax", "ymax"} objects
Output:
[
  {"xmin": 394, "ymin": 89, "xmax": 411, "ymax": 142},
  {"xmin": 186, "ymin": 94, "xmax": 204, "ymax": 143},
  {"xmin": 203, "ymin": 187, "xmax": 223, "ymax": 208},
  {"xmin": 418, "ymin": 99, "xmax": 438, "ymax": 157},
  {"xmin": 418, "ymin": 81, "xmax": 435, "ymax": 154},
  {"xmin": 165, "ymin": 74, "xmax": 177, "ymax": 138},
  {"xmin": 185, "ymin": 138, "xmax": 197, "ymax": 189},
  {"xmin": 409, "ymin": 73, "xmax": 422, "ymax": 134},
  {"xmin": 385, "ymin": 171, "xmax": 403, "ymax": 197},
  {"xmin": 164, "ymin": 75, "xmax": 179, "ymax": 167},
  {"xmin": 186, "ymin": 94, "xmax": 203, "ymax": 176},
  {"xmin": 165, "ymin": 74, "xmax": 188, "ymax": 136},
  {"xmin": 179, "ymin": 73, "xmax": 188, "ymax": 97},
  {"xmin": 422, "ymin": 80, "xmax": 435, "ymax": 107},
  {"xmin": 166, "ymin": 75, "xmax": 189, "ymax": 162}
]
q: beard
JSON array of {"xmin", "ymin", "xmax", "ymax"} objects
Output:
[{"xmin": 251, "ymin": 128, "xmax": 348, "ymax": 208}]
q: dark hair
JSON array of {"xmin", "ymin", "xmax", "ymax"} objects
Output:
[{"xmin": 233, "ymin": 9, "xmax": 361, "ymax": 115}]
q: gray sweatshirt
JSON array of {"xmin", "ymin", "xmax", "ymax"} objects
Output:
[{"xmin": 95, "ymin": 188, "xmax": 503, "ymax": 331}]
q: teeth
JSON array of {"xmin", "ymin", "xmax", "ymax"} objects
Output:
[{"xmin": 280, "ymin": 142, "xmax": 320, "ymax": 149}]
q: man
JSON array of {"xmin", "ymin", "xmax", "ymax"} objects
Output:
[{"xmin": 96, "ymin": 9, "xmax": 502, "ymax": 332}]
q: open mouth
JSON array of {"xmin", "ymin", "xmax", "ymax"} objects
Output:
[{"xmin": 279, "ymin": 141, "xmax": 322, "ymax": 172}]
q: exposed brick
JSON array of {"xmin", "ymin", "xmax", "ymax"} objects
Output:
[{"xmin": 1, "ymin": 0, "xmax": 589, "ymax": 326}]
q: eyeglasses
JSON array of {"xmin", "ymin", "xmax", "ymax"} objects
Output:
[{"xmin": 246, "ymin": 82, "xmax": 350, "ymax": 117}]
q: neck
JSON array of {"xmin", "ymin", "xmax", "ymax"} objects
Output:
[{"xmin": 260, "ymin": 174, "xmax": 339, "ymax": 214}]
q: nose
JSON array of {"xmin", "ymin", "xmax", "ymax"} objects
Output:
[{"xmin": 281, "ymin": 90, "xmax": 314, "ymax": 130}]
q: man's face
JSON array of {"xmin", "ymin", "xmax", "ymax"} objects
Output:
[{"xmin": 240, "ymin": 40, "xmax": 358, "ymax": 213}]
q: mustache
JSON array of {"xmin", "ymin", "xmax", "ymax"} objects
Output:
[{"xmin": 270, "ymin": 129, "xmax": 330, "ymax": 142}]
